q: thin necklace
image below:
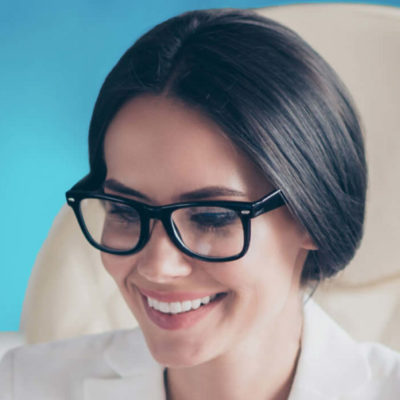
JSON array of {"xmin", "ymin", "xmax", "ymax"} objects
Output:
[{"xmin": 163, "ymin": 368, "xmax": 170, "ymax": 400}]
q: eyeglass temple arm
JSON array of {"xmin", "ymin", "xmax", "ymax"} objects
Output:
[{"xmin": 251, "ymin": 189, "xmax": 286, "ymax": 218}]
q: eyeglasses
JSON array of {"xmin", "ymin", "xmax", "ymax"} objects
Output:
[{"xmin": 65, "ymin": 188, "xmax": 285, "ymax": 262}]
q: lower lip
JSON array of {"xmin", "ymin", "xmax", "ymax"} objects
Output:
[{"xmin": 141, "ymin": 293, "xmax": 227, "ymax": 330}]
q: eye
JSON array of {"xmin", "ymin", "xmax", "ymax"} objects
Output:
[
  {"xmin": 106, "ymin": 202, "xmax": 140, "ymax": 223},
  {"xmin": 189, "ymin": 208, "xmax": 239, "ymax": 230}
]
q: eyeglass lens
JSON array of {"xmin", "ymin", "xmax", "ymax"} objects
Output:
[{"xmin": 79, "ymin": 198, "xmax": 245, "ymax": 258}]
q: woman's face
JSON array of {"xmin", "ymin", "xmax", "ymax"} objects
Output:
[{"xmin": 102, "ymin": 94, "xmax": 312, "ymax": 367}]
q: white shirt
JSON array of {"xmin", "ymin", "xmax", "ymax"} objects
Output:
[{"xmin": 1, "ymin": 299, "xmax": 399, "ymax": 399}]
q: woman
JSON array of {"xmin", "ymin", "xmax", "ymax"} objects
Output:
[{"xmin": 1, "ymin": 8, "xmax": 399, "ymax": 400}]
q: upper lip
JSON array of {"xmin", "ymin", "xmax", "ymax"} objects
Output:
[{"xmin": 137, "ymin": 287, "xmax": 224, "ymax": 302}]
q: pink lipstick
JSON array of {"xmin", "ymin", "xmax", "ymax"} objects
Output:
[{"xmin": 140, "ymin": 291, "xmax": 227, "ymax": 330}]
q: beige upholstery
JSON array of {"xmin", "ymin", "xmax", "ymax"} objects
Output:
[{"xmin": 20, "ymin": 4, "xmax": 400, "ymax": 349}]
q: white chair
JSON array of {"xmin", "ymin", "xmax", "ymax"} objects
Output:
[{"xmin": 9, "ymin": 3, "xmax": 400, "ymax": 353}]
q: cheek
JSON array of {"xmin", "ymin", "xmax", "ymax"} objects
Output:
[
  {"xmin": 254, "ymin": 211, "xmax": 307, "ymax": 270},
  {"xmin": 232, "ymin": 213, "xmax": 307, "ymax": 302},
  {"xmin": 101, "ymin": 252, "xmax": 134, "ymax": 286}
]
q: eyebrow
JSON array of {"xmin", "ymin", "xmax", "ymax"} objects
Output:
[{"xmin": 103, "ymin": 179, "xmax": 247, "ymax": 202}]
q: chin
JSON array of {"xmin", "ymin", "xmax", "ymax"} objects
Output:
[{"xmin": 144, "ymin": 333, "xmax": 216, "ymax": 368}]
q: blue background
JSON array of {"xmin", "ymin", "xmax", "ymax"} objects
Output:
[{"xmin": 1, "ymin": 0, "xmax": 399, "ymax": 331}]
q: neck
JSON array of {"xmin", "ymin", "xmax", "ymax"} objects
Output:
[{"xmin": 165, "ymin": 293, "xmax": 304, "ymax": 400}]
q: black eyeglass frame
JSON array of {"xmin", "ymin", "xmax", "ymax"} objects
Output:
[{"xmin": 65, "ymin": 188, "xmax": 285, "ymax": 262}]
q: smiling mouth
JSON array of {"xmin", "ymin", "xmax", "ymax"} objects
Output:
[
  {"xmin": 144, "ymin": 292, "xmax": 228, "ymax": 315},
  {"xmin": 140, "ymin": 290, "xmax": 229, "ymax": 330}
]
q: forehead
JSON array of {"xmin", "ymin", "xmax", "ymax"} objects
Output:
[{"xmin": 103, "ymin": 94, "xmax": 269, "ymax": 203}]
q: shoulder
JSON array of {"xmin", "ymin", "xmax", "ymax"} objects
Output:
[
  {"xmin": 291, "ymin": 298, "xmax": 400, "ymax": 399},
  {"xmin": 1, "ymin": 327, "xmax": 145, "ymax": 363},
  {"xmin": 336, "ymin": 342, "xmax": 400, "ymax": 399},
  {"xmin": 1, "ymin": 329, "xmax": 117, "ymax": 367},
  {"xmin": 355, "ymin": 341, "xmax": 400, "ymax": 396},
  {"xmin": 360, "ymin": 341, "xmax": 400, "ymax": 371},
  {"xmin": 0, "ymin": 328, "xmax": 146, "ymax": 400}
]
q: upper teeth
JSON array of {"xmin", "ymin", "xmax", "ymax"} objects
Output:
[{"xmin": 147, "ymin": 294, "xmax": 218, "ymax": 314}]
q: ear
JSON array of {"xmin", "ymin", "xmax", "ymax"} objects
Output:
[{"xmin": 300, "ymin": 230, "xmax": 318, "ymax": 251}]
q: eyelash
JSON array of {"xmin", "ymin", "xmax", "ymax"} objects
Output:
[
  {"xmin": 187, "ymin": 213, "xmax": 238, "ymax": 237},
  {"xmin": 108, "ymin": 204, "xmax": 139, "ymax": 222}
]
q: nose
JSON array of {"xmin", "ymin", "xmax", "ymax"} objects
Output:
[{"xmin": 136, "ymin": 220, "xmax": 193, "ymax": 283}]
